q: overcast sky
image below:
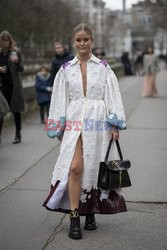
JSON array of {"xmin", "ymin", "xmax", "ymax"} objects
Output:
[{"xmin": 104, "ymin": 0, "xmax": 145, "ymax": 10}]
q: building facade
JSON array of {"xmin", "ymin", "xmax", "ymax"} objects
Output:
[{"xmin": 70, "ymin": 0, "xmax": 107, "ymax": 49}]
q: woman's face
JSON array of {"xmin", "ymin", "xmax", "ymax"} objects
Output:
[
  {"xmin": 73, "ymin": 31, "xmax": 93, "ymax": 56},
  {"xmin": 148, "ymin": 47, "xmax": 153, "ymax": 54},
  {"xmin": 1, "ymin": 37, "xmax": 10, "ymax": 49}
]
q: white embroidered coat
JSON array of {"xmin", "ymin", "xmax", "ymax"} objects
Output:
[{"xmin": 43, "ymin": 54, "xmax": 127, "ymax": 215}]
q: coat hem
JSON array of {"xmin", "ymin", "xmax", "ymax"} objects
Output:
[{"xmin": 43, "ymin": 182, "xmax": 127, "ymax": 216}]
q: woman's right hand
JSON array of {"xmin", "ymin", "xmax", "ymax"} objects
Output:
[{"xmin": 0, "ymin": 66, "xmax": 7, "ymax": 73}]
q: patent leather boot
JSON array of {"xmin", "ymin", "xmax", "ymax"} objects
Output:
[{"xmin": 69, "ymin": 209, "xmax": 82, "ymax": 239}]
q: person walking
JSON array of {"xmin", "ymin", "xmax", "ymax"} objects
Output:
[
  {"xmin": 49, "ymin": 41, "xmax": 73, "ymax": 87},
  {"xmin": 121, "ymin": 52, "xmax": 133, "ymax": 76},
  {"xmin": 43, "ymin": 23, "xmax": 127, "ymax": 240},
  {"xmin": 0, "ymin": 31, "xmax": 24, "ymax": 144},
  {"xmin": 142, "ymin": 46, "xmax": 159, "ymax": 97},
  {"xmin": 35, "ymin": 66, "xmax": 51, "ymax": 124},
  {"xmin": 135, "ymin": 50, "xmax": 144, "ymax": 76}
]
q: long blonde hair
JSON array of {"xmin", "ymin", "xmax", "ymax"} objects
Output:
[{"xmin": 0, "ymin": 30, "xmax": 18, "ymax": 51}]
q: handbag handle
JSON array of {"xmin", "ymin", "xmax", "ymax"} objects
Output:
[{"xmin": 104, "ymin": 139, "xmax": 123, "ymax": 162}]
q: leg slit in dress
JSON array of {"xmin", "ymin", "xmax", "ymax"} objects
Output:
[{"xmin": 43, "ymin": 132, "xmax": 83, "ymax": 212}]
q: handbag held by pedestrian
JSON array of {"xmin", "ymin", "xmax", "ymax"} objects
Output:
[{"xmin": 97, "ymin": 139, "xmax": 131, "ymax": 190}]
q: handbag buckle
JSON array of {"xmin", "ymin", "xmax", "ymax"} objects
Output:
[
  {"xmin": 112, "ymin": 161, "xmax": 118, "ymax": 167},
  {"xmin": 112, "ymin": 161, "xmax": 121, "ymax": 170}
]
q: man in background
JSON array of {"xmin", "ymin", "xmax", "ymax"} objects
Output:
[{"xmin": 49, "ymin": 42, "xmax": 73, "ymax": 86}]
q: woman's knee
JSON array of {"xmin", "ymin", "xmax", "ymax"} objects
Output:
[{"xmin": 70, "ymin": 161, "xmax": 83, "ymax": 176}]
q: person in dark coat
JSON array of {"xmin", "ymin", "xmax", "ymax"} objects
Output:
[
  {"xmin": 0, "ymin": 31, "xmax": 24, "ymax": 144},
  {"xmin": 121, "ymin": 52, "xmax": 133, "ymax": 76},
  {"xmin": 49, "ymin": 41, "xmax": 73, "ymax": 86},
  {"xmin": 35, "ymin": 66, "xmax": 51, "ymax": 124}
]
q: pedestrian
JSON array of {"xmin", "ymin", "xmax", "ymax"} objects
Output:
[
  {"xmin": 0, "ymin": 31, "xmax": 24, "ymax": 144},
  {"xmin": 43, "ymin": 23, "xmax": 127, "ymax": 240},
  {"xmin": 35, "ymin": 66, "xmax": 52, "ymax": 124},
  {"xmin": 135, "ymin": 50, "xmax": 144, "ymax": 76},
  {"xmin": 49, "ymin": 41, "xmax": 73, "ymax": 86},
  {"xmin": 93, "ymin": 47, "xmax": 105, "ymax": 60},
  {"xmin": 142, "ymin": 46, "xmax": 159, "ymax": 97},
  {"xmin": 121, "ymin": 52, "xmax": 133, "ymax": 75}
]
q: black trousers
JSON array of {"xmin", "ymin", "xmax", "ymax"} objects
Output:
[
  {"xmin": 39, "ymin": 102, "xmax": 50, "ymax": 121},
  {"xmin": 0, "ymin": 84, "xmax": 21, "ymax": 134}
]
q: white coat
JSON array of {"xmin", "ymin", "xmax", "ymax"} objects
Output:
[{"xmin": 43, "ymin": 54, "xmax": 127, "ymax": 215}]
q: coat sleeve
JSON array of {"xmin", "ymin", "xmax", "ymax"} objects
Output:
[
  {"xmin": 104, "ymin": 64, "xmax": 126, "ymax": 130},
  {"xmin": 47, "ymin": 66, "xmax": 69, "ymax": 138}
]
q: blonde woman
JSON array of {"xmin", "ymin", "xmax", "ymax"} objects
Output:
[
  {"xmin": 43, "ymin": 23, "xmax": 127, "ymax": 239},
  {"xmin": 142, "ymin": 46, "xmax": 159, "ymax": 97},
  {"xmin": 0, "ymin": 31, "xmax": 24, "ymax": 143}
]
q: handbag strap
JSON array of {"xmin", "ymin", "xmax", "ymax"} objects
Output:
[{"xmin": 104, "ymin": 139, "xmax": 123, "ymax": 162}]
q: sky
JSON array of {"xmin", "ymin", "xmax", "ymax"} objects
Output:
[{"xmin": 104, "ymin": 0, "xmax": 145, "ymax": 10}]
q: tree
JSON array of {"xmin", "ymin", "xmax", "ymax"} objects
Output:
[{"xmin": 0, "ymin": 0, "xmax": 80, "ymax": 58}]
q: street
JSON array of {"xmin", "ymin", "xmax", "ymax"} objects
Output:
[{"xmin": 0, "ymin": 70, "xmax": 167, "ymax": 250}]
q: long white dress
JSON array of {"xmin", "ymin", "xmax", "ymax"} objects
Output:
[{"xmin": 43, "ymin": 54, "xmax": 127, "ymax": 215}]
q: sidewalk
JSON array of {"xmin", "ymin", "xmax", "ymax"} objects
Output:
[
  {"xmin": 122, "ymin": 70, "xmax": 167, "ymax": 202},
  {"xmin": 0, "ymin": 70, "xmax": 167, "ymax": 250},
  {"xmin": 0, "ymin": 112, "xmax": 58, "ymax": 192}
]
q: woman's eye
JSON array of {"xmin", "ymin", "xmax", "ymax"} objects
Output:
[
  {"xmin": 83, "ymin": 38, "xmax": 89, "ymax": 42},
  {"xmin": 76, "ymin": 39, "xmax": 81, "ymax": 42}
]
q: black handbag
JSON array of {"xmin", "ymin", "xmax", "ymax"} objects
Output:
[{"xmin": 97, "ymin": 139, "xmax": 131, "ymax": 190}]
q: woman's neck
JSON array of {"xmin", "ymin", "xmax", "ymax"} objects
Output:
[{"xmin": 77, "ymin": 53, "xmax": 91, "ymax": 63}]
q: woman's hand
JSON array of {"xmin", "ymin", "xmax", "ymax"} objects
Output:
[
  {"xmin": 0, "ymin": 66, "xmax": 7, "ymax": 73},
  {"xmin": 108, "ymin": 126, "xmax": 119, "ymax": 140},
  {"xmin": 10, "ymin": 52, "xmax": 18, "ymax": 63},
  {"xmin": 10, "ymin": 57, "xmax": 18, "ymax": 63},
  {"xmin": 57, "ymin": 134, "xmax": 63, "ymax": 142}
]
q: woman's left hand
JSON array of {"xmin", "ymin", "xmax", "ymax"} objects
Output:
[
  {"xmin": 11, "ymin": 57, "xmax": 18, "ymax": 63},
  {"xmin": 108, "ymin": 126, "xmax": 119, "ymax": 140},
  {"xmin": 10, "ymin": 52, "xmax": 19, "ymax": 63}
]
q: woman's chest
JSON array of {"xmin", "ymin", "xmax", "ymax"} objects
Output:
[{"xmin": 66, "ymin": 63, "xmax": 106, "ymax": 98}]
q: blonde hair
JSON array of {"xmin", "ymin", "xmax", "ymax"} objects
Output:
[
  {"xmin": 73, "ymin": 23, "xmax": 93, "ymax": 40},
  {"xmin": 0, "ymin": 30, "xmax": 18, "ymax": 51}
]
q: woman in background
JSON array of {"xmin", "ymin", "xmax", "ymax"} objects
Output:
[
  {"xmin": 142, "ymin": 46, "xmax": 159, "ymax": 97},
  {"xmin": 0, "ymin": 31, "xmax": 24, "ymax": 144}
]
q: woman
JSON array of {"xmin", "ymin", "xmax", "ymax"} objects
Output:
[
  {"xmin": 43, "ymin": 23, "xmax": 127, "ymax": 240},
  {"xmin": 142, "ymin": 46, "xmax": 159, "ymax": 97},
  {"xmin": 0, "ymin": 31, "xmax": 24, "ymax": 144}
]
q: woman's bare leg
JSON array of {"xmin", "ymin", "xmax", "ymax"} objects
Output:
[{"xmin": 68, "ymin": 135, "xmax": 83, "ymax": 211}]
